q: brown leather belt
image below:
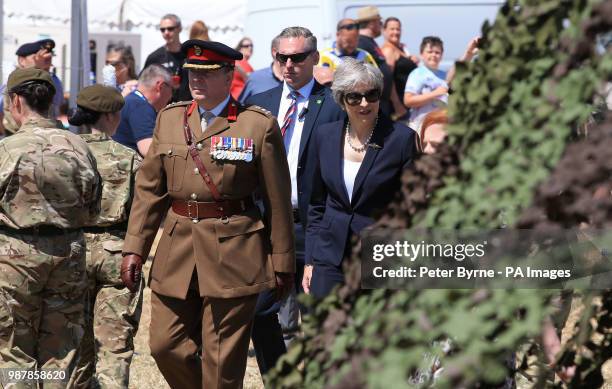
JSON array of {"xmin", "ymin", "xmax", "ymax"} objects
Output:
[{"xmin": 171, "ymin": 197, "xmax": 254, "ymax": 219}]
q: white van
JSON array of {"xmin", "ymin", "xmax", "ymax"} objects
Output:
[{"xmin": 245, "ymin": 0, "xmax": 502, "ymax": 70}]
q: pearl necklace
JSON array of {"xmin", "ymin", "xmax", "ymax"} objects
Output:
[{"xmin": 345, "ymin": 117, "xmax": 377, "ymax": 153}]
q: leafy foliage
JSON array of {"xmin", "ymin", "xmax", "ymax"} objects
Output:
[{"xmin": 267, "ymin": 0, "xmax": 612, "ymax": 388}]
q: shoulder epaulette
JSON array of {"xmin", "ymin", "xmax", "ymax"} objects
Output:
[
  {"xmin": 160, "ymin": 100, "xmax": 191, "ymax": 113},
  {"xmin": 245, "ymin": 104, "xmax": 273, "ymax": 117}
]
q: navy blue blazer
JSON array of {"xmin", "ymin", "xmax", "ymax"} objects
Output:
[
  {"xmin": 305, "ymin": 115, "xmax": 417, "ymax": 266},
  {"xmin": 245, "ymin": 81, "xmax": 345, "ymax": 226}
]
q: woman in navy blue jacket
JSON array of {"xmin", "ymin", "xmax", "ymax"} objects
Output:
[{"xmin": 303, "ymin": 58, "xmax": 417, "ymax": 298}]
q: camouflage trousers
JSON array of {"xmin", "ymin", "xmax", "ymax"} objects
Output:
[
  {"xmin": 73, "ymin": 232, "xmax": 143, "ymax": 389},
  {"xmin": 0, "ymin": 228, "xmax": 88, "ymax": 389}
]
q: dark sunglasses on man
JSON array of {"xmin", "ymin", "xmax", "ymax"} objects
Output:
[
  {"xmin": 160, "ymin": 26, "xmax": 177, "ymax": 33},
  {"xmin": 344, "ymin": 89, "xmax": 381, "ymax": 106},
  {"xmin": 275, "ymin": 50, "xmax": 313, "ymax": 64},
  {"xmin": 338, "ymin": 23, "xmax": 359, "ymax": 31}
]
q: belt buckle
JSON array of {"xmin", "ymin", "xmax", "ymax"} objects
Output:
[{"xmin": 187, "ymin": 200, "xmax": 199, "ymax": 223}]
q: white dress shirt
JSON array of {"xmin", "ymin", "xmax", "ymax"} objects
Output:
[
  {"xmin": 276, "ymin": 79, "xmax": 315, "ymax": 208},
  {"xmin": 198, "ymin": 94, "xmax": 231, "ymax": 131}
]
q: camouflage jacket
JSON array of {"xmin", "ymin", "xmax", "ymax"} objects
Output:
[
  {"xmin": 81, "ymin": 132, "xmax": 142, "ymax": 227},
  {"xmin": 0, "ymin": 117, "xmax": 101, "ymax": 229}
]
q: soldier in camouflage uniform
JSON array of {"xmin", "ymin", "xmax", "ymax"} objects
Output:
[
  {"xmin": 69, "ymin": 85, "xmax": 144, "ymax": 389},
  {"xmin": 0, "ymin": 68, "xmax": 101, "ymax": 388}
]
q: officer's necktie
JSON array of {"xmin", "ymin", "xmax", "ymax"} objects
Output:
[
  {"xmin": 201, "ymin": 111, "xmax": 215, "ymax": 132},
  {"xmin": 280, "ymin": 90, "xmax": 301, "ymax": 137}
]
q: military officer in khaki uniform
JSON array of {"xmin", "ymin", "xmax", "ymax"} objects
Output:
[{"xmin": 121, "ymin": 40, "xmax": 295, "ymax": 389}]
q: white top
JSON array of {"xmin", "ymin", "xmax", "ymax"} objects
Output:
[
  {"xmin": 342, "ymin": 159, "xmax": 362, "ymax": 202},
  {"xmin": 277, "ymin": 78, "xmax": 315, "ymax": 208},
  {"xmin": 198, "ymin": 94, "xmax": 231, "ymax": 130},
  {"xmin": 404, "ymin": 65, "xmax": 448, "ymax": 126}
]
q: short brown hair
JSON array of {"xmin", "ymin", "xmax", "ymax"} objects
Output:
[{"xmin": 420, "ymin": 36, "xmax": 444, "ymax": 53}]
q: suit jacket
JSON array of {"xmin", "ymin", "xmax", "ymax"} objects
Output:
[
  {"xmin": 245, "ymin": 81, "xmax": 345, "ymax": 226},
  {"xmin": 123, "ymin": 98, "xmax": 295, "ymax": 299},
  {"xmin": 305, "ymin": 115, "xmax": 417, "ymax": 266}
]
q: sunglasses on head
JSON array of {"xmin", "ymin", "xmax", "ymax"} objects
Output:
[
  {"xmin": 159, "ymin": 26, "xmax": 177, "ymax": 33},
  {"xmin": 344, "ymin": 89, "xmax": 381, "ymax": 106},
  {"xmin": 338, "ymin": 23, "xmax": 358, "ymax": 31},
  {"xmin": 275, "ymin": 50, "xmax": 313, "ymax": 64}
]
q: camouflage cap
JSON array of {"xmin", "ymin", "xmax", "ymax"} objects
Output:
[
  {"xmin": 77, "ymin": 84, "xmax": 124, "ymax": 113},
  {"xmin": 7, "ymin": 67, "xmax": 55, "ymax": 93}
]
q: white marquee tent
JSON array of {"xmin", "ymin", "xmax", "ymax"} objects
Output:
[{"xmin": 1, "ymin": 0, "xmax": 247, "ymax": 87}]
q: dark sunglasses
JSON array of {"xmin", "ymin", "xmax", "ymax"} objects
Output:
[
  {"xmin": 276, "ymin": 50, "xmax": 313, "ymax": 64},
  {"xmin": 344, "ymin": 89, "xmax": 381, "ymax": 106},
  {"xmin": 159, "ymin": 26, "xmax": 177, "ymax": 33},
  {"xmin": 240, "ymin": 44, "xmax": 253, "ymax": 48},
  {"xmin": 338, "ymin": 23, "xmax": 358, "ymax": 31}
]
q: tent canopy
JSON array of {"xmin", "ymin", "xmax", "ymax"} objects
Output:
[{"xmin": 4, "ymin": 0, "xmax": 247, "ymax": 66}]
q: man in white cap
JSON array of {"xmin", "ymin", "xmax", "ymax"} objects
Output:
[{"xmin": 356, "ymin": 6, "xmax": 407, "ymax": 120}]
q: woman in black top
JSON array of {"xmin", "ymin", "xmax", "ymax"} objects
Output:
[{"xmin": 381, "ymin": 17, "xmax": 418, "ymax": 98}]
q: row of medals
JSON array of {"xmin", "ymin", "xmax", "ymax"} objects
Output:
[{"xmin": 210, "ymin": 136, "xmax": 253, "ymax": 162}]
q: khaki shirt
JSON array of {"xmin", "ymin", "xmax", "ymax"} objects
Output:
[
  {"xmin": 0, "ymin": 117, "xmax": 101, "ymax": 229},
  {"xmin": 123, "ymin": 99, "xmax": 295, "ymax": 299}
]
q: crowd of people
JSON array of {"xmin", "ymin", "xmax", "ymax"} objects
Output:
[{"xmin": 0, "ymin": 6, "xmax": 493, "ymax": 389}]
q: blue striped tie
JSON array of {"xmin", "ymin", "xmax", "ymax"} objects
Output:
[{"xmin": 280, "ymin": 90, "xmax": 301, "ymax": 137}]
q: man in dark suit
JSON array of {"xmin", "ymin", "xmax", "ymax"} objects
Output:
[{"xmin": 246, "ymin": 26, "xmax": 344, "ymax": 374}]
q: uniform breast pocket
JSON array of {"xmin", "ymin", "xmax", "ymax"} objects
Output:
[
  {"xmin": 221, "ymin": 162, "xmax": 236, "ymax": 194},
  {"xmin": 160, "ymin": 144, "xmax": 189, "ymax": 192}
]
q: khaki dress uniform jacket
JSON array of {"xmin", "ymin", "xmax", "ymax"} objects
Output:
[
  {"xmin": 123, "ymin": 98, "xmax": 295, "ymax": 298},
  {"xmin": 122, "ymin": 97, "xmax": 295, "ymax": 388}
]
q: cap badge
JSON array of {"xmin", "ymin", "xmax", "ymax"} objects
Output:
[{"xmin": 194, "ymin": 46, "xmax": 202, "ymax": 56}]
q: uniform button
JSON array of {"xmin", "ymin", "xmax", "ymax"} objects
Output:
[
  {"xmin": 298, "ymin": 165, "xmax": 302, "ymax": 169},
  {"xmin": 218, "ymin": 207, "xmax": 224, "ymax": 211},
  {"xmin": 190, "ymin": 193, "xmax": 197, "ymax": 200},
  {"xmin": 194, "ymin": 168, "xmax": 199, "ymax": 174},
  {"xmin": 196, "ymin": 143, "xmax": 203, "ymax": 150},
  {"xmin": 168, "ymin": 149, "xmax": 173, "ymax": 155}
]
